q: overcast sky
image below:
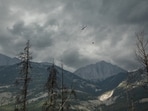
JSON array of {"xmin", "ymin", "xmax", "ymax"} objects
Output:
[{"xmin": 0, "ymin": 0, "xmax": 148, "ymax": 72}]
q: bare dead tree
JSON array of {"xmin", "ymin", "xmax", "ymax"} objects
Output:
[
  {"xmin": 61, "ymin": 63, "xmax": 64, "ymax": 111},
  {"xmin": 42, "ymin": 63, "xmax": 58, "ymax": 111},
  {"xmin": 15, "ymin": 40, "xmax": 32, "ymax": 111},
  {"xmin": 58, "ymin": 88, "xmax": 76, "ymax": 111},
  {"xmin": 136, "ymin": 31, "xmax": 148, "ymax": 88},
  {"xmin": 42, "ymin": 62, "xmax": 76, "ymax": 111},
  {"xmin": 126, "ymin": 74, "xmax": 134, "ymax": 111},
  {"xmin": 59, "ymin": 63, "xmax": 76, "ymax": 111}
]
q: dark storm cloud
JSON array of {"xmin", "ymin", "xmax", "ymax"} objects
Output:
[
  {"xmin": 63, "ymin": 0, "xmax": 148, "ymax": 30},
  {"xmin": 0, "ymin": 0, "xmax": 148, "ymax": 71},
  {"xmin": 0, "ymin": 0, "xmax": 65, "ymax": 60},
  {"xmin": 62, "ymin": 0, "xmax": 148, "ymax": 71},
  {"xmin": 9, "ymin": 21, "xmax": 29, "ymax": 36},
  {"xmin": 8, "ymin": 21, "xmax": 53, "ymax": 49},
  {"xmin": 62, "ymin": 0, "xmax": 148, "ymax": 46},
  {"xmin": 62, "ymin": 48, "xmax": 96, "ymax": 69},
  {"xmin": 98, "ymin": 0, "xmax": 147, "ymax": 23}
]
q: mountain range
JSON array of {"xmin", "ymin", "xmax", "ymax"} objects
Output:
[{"xmin": 0, "ymin": 53, "xmax": 147, "ymax": 111}]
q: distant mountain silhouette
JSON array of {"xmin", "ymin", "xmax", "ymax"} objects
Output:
[
  {"xmin": 0, "ymin": 53, "xmax": 20, "ymax": 66},
  {"xmin": 74, "ymin": 61, "xmax": 127, "ymax": 81}
]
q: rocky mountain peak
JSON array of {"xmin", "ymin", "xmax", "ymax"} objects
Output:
[{"xmin": 74, "ymin": 61, "xmax": 127, "ymax": 81}]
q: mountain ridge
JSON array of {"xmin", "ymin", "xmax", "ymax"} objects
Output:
[
  {"xmin": 74, "ymin": 60, "xmax": 127, "ymax": 81},
  {"xmin": 0, "ymin": 53, "xmax": 20, "ymax": 66},
  {"xmin": 0, "ymin": 54, "xmax": 147, "ymax": 111}
]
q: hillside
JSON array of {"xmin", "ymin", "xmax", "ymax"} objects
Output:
[{"xmin": 0, "ymin": 54, "xmax": 147, "ymax": 111}]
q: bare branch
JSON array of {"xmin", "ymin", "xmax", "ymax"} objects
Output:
[
  {"xmin": 15, "ymin": 40, "xmax": 32, "ymax": 111},
  {"xmin": 135, "ymin": 31, "xmax": 148, "ymax": 89}
]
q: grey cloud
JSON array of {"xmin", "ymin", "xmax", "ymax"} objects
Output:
[
  {"xmin": 8, "ymin": 0, "xmax": 62, "ymax": 14},
  {"xmin": 0, "ymin": 1, "xmax": 11, "ymax": 22},
  {"xmin": 8, "ymin": 21, "xmax": 54, "ymax": 49},
  {"xmin": 62, "ymin": 48, "xmax": 96, "ymax": 70},
  {"xmin": 113, "ymin": 57, "xmax": 140, "ymax": 71},
  {"xmin": 9, "ymin": 21, "xmax": 26, "ymax": 36},
  {"xmin": 0, "ymin": 0, "xmax": 148, "ymax": 72},
  {"xmin": 62, "ymin": 0, "xmax": 148, "ymax": 47},
  {"xmin": 63, "ymin": 0, "xmax": 148, "ymax": 29},
  {"xmin": 100, "ymin": 0, "xmax": 148, "ymax": 24}
]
